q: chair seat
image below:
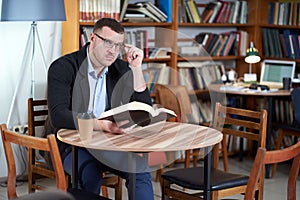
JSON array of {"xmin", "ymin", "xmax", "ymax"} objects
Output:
[
  {"xmin": 67, "ymin": 188, "xmax": 111, "ymax": 200},
  {"xmin": 162, "ymin": 167, "xmax": 249, "ymax": 191}
]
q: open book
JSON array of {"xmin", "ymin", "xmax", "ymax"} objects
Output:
[{"xmin": 98, "ymin": 101, "xmax": 176, "ymax": 128}]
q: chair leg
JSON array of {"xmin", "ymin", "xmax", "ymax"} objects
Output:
[
  {"xmin": 28, "ymin": 172, "xmax": 34, "ymax": 193},
  {"xmin": 272, "ymin": 128, "xmax": 284, "ymax": 178},
  {"xmin": 211, "ymin": 191, "xmax": 218, "ymax": 200},
  {"xmin": 185, "ymin": 150, "xmax": 191, "ymax": 168},
  {"xmin": 101, "ymin": 185, "xmax": 108, "ymax": 197},
  {"xmin": 162, "ymin": 179, "xmax": 171, "ymax": 200},
  {"xmin": 156, "ymin": 167, "xmax": 164, "ymax": 188},
  {"xmin": 192, "ymin": 149, "xmax": 199, "ymax": 167},
  {"xmin": 115, "ymin": 176, "xmax": 122, "ymax": 200}
]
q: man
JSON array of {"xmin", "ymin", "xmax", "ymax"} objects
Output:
[{"xmin": 46, "ymin": 18, "xmax": 154, "ymax": 199}]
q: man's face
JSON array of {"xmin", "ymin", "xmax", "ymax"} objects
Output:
[{"xmin": 89, "ymin": 26, "xmax": 124, "ymax": 68}]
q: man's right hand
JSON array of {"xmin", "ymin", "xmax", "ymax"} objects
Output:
[{"xmin": 94, "ymin": 119, "xmax": 127, "ymax": 134}]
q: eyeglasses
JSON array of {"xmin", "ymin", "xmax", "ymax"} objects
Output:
[{"xmin": 94, "ymin": 33, "xmax": 124, "ymax": 51}]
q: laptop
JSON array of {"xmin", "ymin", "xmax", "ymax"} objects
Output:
[{"xmin": 260, "ymin": 59, "xmax": 296, "ymax": 89}]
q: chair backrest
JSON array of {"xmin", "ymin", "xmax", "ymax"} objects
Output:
[
  {"xmin": 212, "ymin": 102, "xmax": 268, "ymax": 171},
  {"xmin": 0, "ymin": 124, "xmax": 67, "ymax": 199},
  {"xmin": 291, "ymin": 87, "xmax": 300, "ymax": 126},
  {"xmin": 155, "ymin": 84, "xmax": 192, "ymax": 123},
  {"xmin": 245, "ymin": 141, "xmax": 300, "ymax": 200},
  {"xmin": 28, "ymin": 98, "xmax": 48, "ymax": 137}
]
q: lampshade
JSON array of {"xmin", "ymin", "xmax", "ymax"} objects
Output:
[
  {"xmin": 1, "ymin": 0, "xmax": 66, "ymax": 21},
  {"xmin": 244, "ymin": 41, "xmax": 261, "ymax": 64}
]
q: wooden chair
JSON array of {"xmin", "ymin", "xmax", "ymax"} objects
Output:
[
  {"xmin": 245, "ymin": 141, "xmax": 300, "ymax": 200},
  {"xmin": 27, "ymin": 98, "xmax": 58, "ymax": 192},
  {"xmin": 161, "ymin": 102, "xmax": 267, "ymax": 200},
  {"xmin": 155, "ymin": 84, "xmax": 199, "ymax": 168},
  {"xmin": 272, "ymin": 87, "xmax": 300, "ymax": 178},
  {"xmin": 148, "ymin": 151, "xmax": 168, "ymax": 186},
  {"xmin": 0, "ymin": 123, "xmax": 109, "ymax": 200},
  {"xmin": 27, "ymin": 98, "xmax": 122, "ymax": 199}
]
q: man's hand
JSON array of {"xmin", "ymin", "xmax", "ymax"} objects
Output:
[
  {"xmin": 94, "ymin": 119, "xmax": 128, "ymax": 134},
  {"xmin": 124, "ymin": 44, "xmax": 144, "ymax": 68}
]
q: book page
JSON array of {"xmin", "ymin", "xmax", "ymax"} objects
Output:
[{"xmin": 98, "ymin": 102, "xmax": 176, "ymax": 128}]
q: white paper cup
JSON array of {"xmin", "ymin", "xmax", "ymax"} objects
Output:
[{"xmin": 77, "ymin": 113, "xmax": 94, "ymax": 140}]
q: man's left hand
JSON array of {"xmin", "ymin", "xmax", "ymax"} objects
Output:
[{"xmin": 124, "ymin": 44, "xmax": 144, "ymax": 68}]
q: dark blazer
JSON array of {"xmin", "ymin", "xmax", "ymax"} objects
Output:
[{"xmin": 45, "ymin": 43, "xmax": 152, "ymax": 157}]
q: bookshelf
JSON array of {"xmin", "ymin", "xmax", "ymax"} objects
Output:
[
  {"xmin": 258, "ymin": 0, "xmax": 300, "ymax": 72},
  {"xmin": 61, "ymin": 0, "xmax": 300, "ymax": 91}
]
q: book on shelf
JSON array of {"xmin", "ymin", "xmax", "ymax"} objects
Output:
[
  {"xmin": 183, "ymin": 0, "xmax": 194, "ymax": 23},
  {"xmin": 186, "ymin": 0, "xmax": 201, "ymax": 23},
  {"xmin": 123, "ymin": 17, "xmax": 154, "ymax": 22},
  {"xmin": 126, "ymin": 3, "xmax": 166, "ymax": 22},
  {"xmin": 125, "ymin": 30, "xmax": 149, "ymax": 58},
  {"xmin": 201, "ymin": 2, "xmax": 216, "ymax": 23},
  {"xmin": 177, "ymin": 61, "xmax": 224, "ymax": 89},
  {"xmin": 215, "ymin": 0, "xmax": 228, "ymax": 23},
  {"xmin": 120, "ymin": 0, "xmax": 129, "ymax": 21},
  {"xmin": 143, "ymin": 63, "xmax": 170, "ymax": 93},
  {"xmin": 158, "ymin": 0, "xmax": 172, "ymax": 22},
  {"xmin": 98, "ymin": 101, "xmax": 176, "ymax": 128},
  {"xmin": 208, "ymin": 1, "xmax": 222, "ymax": 23},
  {"xmin": 148, "ymin": 47, "xmax": 171, "ymax": 58},
  {"xmin": 268, "ymin": 2, "xmax": 300, "ymax": 26},
  {"xmin": 79, "ymin": 0, "xmax": 121, "ymax": 22},
  {"xmin": 135, "ymin": 1, "xmax": 168, "ymax": 22},
  {"xmin": 239, "ymin": 1, "xmax": 248, "ymax": 24}
]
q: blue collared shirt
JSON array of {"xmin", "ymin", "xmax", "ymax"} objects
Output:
[{"xmin": 86, "ymin": 49, "xmax": 108, "ymax": 118}]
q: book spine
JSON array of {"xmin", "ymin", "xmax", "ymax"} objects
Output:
[{"xmin": 158, "ymin": 0, "xmax": 172, "ymax": 22}]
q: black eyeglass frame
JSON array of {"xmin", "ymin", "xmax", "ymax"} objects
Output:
[{"xmin": 94, "ymin": 33, "xmax": 124, "ymax": 51}]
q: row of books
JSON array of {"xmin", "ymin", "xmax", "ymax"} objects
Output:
[
  {"xmin": 268, "ymin": 2, "xmax": 300, "ymax": 26},
  {"xmin": 195, "ymin": 30, "xmax": 248, "ymax": 57},
  {"xmin": 125, "ymin": 30, "xmax": 149, "ymax": 58},
  {"xmin": 262, "ymin": 28, "xmax": 300, "ymax": 59},
  {"xmin": 79, "ymin": 0, "xmax": 121, "ymax": 22},
  {"xmin": 191, "ymin": 99, "xmax": 213, "ymax": 124},
  {"xmin": 142, "ymin": 63, "xmax": 170, "ymax": 94},
  {"xmin": 79, "ymin": 0, "xmax": 170, "ymax": 23},
  {"xmin": 142, "ymin": 63, "xmax": 213, "ymax": 124},
  {"xmin": 179, "ymin": 0, "xmax": 202, "ymax": 23},
  {"xmin": 81, "ymin": 27, "xmax": 171, "ymax": 59},
  {"xmin": 177, "ymin": 61, "xmax": 224, "ymax": 90},
  {"xmin": 274, "ymin": 98, "xmax": 294, "ymax": 126},
  {"xmin": 178, "ymin": 0, "xmax": 248, "ymax": 24}
]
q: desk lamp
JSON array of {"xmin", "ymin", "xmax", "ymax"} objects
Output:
[
  {"xmin": 1, "ymin": 0, "xmax": 66, "ymax": 128},
  {"xmin": 244, "ymin": 41, "xmax": 261, "ymax": 82}
]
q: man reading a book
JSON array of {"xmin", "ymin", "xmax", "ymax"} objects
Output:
[{"xmin": 46, "ymin": 18, "xmax": 154, "ymax": 199}]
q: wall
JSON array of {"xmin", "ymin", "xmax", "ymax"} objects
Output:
[
  {"xmin": 0, "ymin": 0, "xmax": 64, "ymax": 180},
  {"xmin": 0, "ymin": 0, "xmax": 63, "ymax": 129}
]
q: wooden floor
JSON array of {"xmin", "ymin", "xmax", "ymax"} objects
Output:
[{"xmin": 0, "ymin": 156, "xmax": 299, "ymax": 200}]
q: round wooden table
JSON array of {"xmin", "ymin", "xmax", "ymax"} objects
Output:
[{"xmin": 57, "ymin": 121, "xmax": 222, "ymax": 200}]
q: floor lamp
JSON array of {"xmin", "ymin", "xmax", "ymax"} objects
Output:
[{"xmin": 1, "ymin": 0, "xmax": 66, "ymax": 128}]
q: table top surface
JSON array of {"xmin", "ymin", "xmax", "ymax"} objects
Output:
[
  {"xmin": 209, "ymin": 84, "xmax": 291, "ymax": 96},
  {"xmin": 57, "ymin": 122, "xmax": 222, "ymax": 152}
]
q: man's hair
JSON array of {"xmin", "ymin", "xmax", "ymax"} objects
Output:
[{"xmin": 93, "ymin": 18, "xmax": 124, "ymax": 34}]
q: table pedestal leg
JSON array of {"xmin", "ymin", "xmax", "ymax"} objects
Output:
[
  {"xmin": 265, "ymin": 96, "xmax": 274, "ymax": 178},
  {"xmin": 72, "ymin": 146, "xmax": 78, "ymax": 189},
  {"xmin": 128, "ymin": 152, "xmax": 136, "ymax": 200},
  {"xmin": 204, "ymin": 147, "xmax": 212, "ymax": 200}
]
